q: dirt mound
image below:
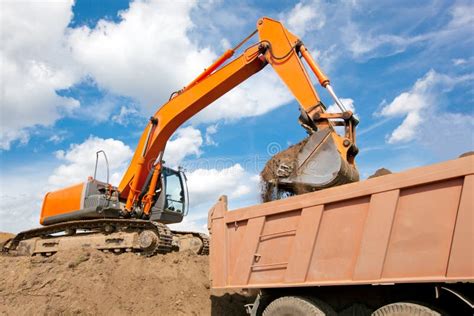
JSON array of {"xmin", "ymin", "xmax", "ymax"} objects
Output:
[
  {"xmin": 368, "ymin": 168, "xmax": 392, "ymax": 179},
  {"xmin": 0, "ymin": 232, "xmax": 14, "ymax": 247},
  {"xmin": 459, "ymin": 151, "xmax": 474, "ymax": 158},
  {"xmin": 260, "ymin": 138, "xmax": 309, "ymax": 201},
  {"xmin": 0, "ymin": 247, "xmax": 252, "ymax": 315}
]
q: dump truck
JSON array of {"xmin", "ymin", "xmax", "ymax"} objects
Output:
[
  {"xmin": 3, "ymin": 18, "xmax": 359, "ymax": 257},
  {"xmin": 208, "ymin": 155, "xmax": 474, "ymax": 315}
]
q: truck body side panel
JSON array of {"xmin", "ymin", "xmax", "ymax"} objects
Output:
[{"xmin": 208, "ymin": 156, "xmax": 474, "ymax": 289}]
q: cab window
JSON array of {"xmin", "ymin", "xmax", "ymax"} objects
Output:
[{"xmin": 163, "ymin": 169, "xmax": 184, "ymax": 213}]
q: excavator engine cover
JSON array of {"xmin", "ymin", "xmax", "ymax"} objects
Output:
[
  {"xmin": 40, "ymin": 179, "xmax": 121, "ymax": 225},
  {"xmin": 261, "ymin": 128, "xmax": 359, "ymax": 200}
]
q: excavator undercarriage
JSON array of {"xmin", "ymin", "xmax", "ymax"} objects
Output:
[{"xmin": 3, "ymin": 219, "xmax": 209, "ymax": 257}]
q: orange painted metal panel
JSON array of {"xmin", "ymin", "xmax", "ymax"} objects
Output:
[
  {"xmin": 229, "ymin": 217, "xmax": 265, "ymax": 285},
  {"xmin": 307, "ymin": 197, "xmax": 370, "ymax": 282},
  {"xmin": 257, "ymin": 17, "xmax": 320, "ymax": 108},
  {"xmin": 284, "ymin": 205, "xmax": 324, "ymax": 283},
  {"xmin": 224, "ymin": 156, "xmax": 472, "ymax": 223},
  {"xmin": 226, "ymin": 220, "xmax": 248, "ymax": 284},
  {"xmin": 248, "ymin": 210, "xmax": 301, "ymax": 285},
  {"xmin": 40, "ymin": 182, "xmax": 85, "ymax": 225},
  {"xmin": 382, "ymin": 178, "xmax": 463, "ymax": 279},
  {"xmin": 255, "ymin": 210, "xmax": 300, "ymax": 269},
  {"xmin": 209, "ymin": 156, "xmax": 474, "ymax": 289},
  {"xmin": 353, "ymin": 190, "xmax": 399, "ymax": 280},
  {"xmin": 208, "ymin": 196, "xmax": 228, "ymax": 288},
  {"xmin": 447, "ymin": 175, "xmax": 474, "ymax": 277}
]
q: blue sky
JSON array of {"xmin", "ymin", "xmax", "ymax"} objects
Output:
[{"xmin": 1, "ymin": 0, "xmax": 473, "ymax": 233}]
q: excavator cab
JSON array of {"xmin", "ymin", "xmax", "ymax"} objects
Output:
[{"xmin": 149, "ymin": 166, "xmax": 189, "ymax": 224}]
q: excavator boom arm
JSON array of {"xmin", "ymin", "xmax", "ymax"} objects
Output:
[
  {"xmin": 118, "ymin": 44, "xmax": 266, "ymax": 200},
  {"xmin": 118, "ymin": 17, "xmax": 355, "ymax": 212}
]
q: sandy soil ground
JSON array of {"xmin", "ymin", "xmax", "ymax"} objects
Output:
[{"xmin": 0, "ymin": 246, "xmax": 253, "ymax": 315}]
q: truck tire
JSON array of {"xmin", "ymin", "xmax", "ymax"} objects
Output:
[
  {"xmin": 372, "ymin": 302, "xmax": 441, "ymax": 316},
  {"xmin": 262, "ymin": 296, "xmax": 335, "ymax": 316}
]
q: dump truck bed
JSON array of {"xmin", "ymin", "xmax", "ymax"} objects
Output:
[{"xmin": 208, "ymin": 156, "xmax": 473, "ymax": 290}]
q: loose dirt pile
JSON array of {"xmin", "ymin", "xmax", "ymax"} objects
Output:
[
  {"xmin": 368, "ymin": 168, "xmax": 392, "ymax": 179},
  {"xmin": 260, "ymin": 138, "xmax": 309, "ymax": 202},
  {"xmin": 0, "ymin": 245, "xmax": 253, "ymax": 315},
  {"xmin": 459, "ymin": 151, "xmax": 474, "ymax": 158},
  {"xmin": 0, "ymin": 232, "xmax": 14, "ymax": 247}
]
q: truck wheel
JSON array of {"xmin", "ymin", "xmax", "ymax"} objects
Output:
[
  {"xmin": 262, "ymin": 296, "xmax": 335, "ymax": 316},
  {"xmin": 372, "ymin": 302, "xmax": 441, "ymax": 316}
]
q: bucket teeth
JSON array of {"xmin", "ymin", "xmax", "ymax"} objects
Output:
[{"xmin": 276, "ymin": 163, "xmax": 293, "ymax": 177}]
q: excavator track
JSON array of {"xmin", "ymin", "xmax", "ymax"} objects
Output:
[
  {"xmin": 2, "ymin": 219, "xmax": 176, "ymax": 257},
  {"xmin": 171, "ymin": 231, "xmax": 210, "ymax": 255},
  {"xmin": 143, "ymin": 221, "xmax": 174, "ymax": 257},
  {"xmin": 199, "ymin": 233, "xmax": 210, "ymax": 255}
]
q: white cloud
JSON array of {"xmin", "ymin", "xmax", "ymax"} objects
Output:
[
  {"xmin": 342, "ymin": 18, "xmax": 429, "ymax": 60},
  {"xmin": 0, "ymin": 166, "xmax": 50, "ymax": 233},
  {"xmin": 285, "ymin": 2, "xmax": 325, "ymax": 37},
  {"xmin": 68, "ymin": 0, "xmax": 215, "ymax": 111},
  {"xmin": 163, "ymin": 126, "xmax": 203, "ymax": 168},
  {"xmin": 169, "ymin": 163, "xmax": 259, "ymax": 232},
  {"xmin": 326, "ymin": 98, "xmax": 355, "ymax": 114},
  {"xmin": 0, "ymin": 0, "xmax": 81, "ymax": 150},
  {"xmin": 111, "ymin": 105, "xmax": 140, "ymax": 126},
  {"xmin": 205, "ymin": 124, "xmax": 218, "ymax": 146},
  {"xmin": 192, "ymin": 67, "xmax": 293, "ymax": 124},
  {"xmin": 49, "ymin": 136, "xmax": 133, "ymax": 188},
  {"xmin": 3, "ymin": 0, "xmax": 474, "ymax": 152},
  {"xmin": 452, "ymin": 58, "xmax": 467, "ymax": 66},
  {"xmin": 69, "ymin": 93, "xmax": 124, "ymax": 123},
  {"xmin": 168, "ymin": 215, "xmax": 208, "ymax": 233},
  {"xmin": 186, "ymin": 164, "xmax": 258, "ymax": 208},
  {"xmin": 1, "ymin": 0, "xmax": 310, "ymax": 151},
  {"xmin": 48, "ymin": 133, "xmax": 65, "ymax": 144},
  {"xmin": 379, "ymin": 70, "xmax": 451, "ymax": 143},
  {"xmin": 379, "ymin": 70, "xmax": 474, "ymax": 154},
  {"xmin": 220, "ymin": 38, "xmax": 231, "ymax": 50},
  {"xmin": 68, "ymin": 0, "xmax": 295, "ymax": 125},
  {"xmin": 418, "ymin": 112, "xmax": 474, "ymax": 160},
  {"xmin": 448, "ymin": 4, "xmax": 474, "ymax": 28},
  {"xmin": 343, "ymin": 2, "xmax": 474, "ymax": 61},
  {"xmin": 0, "ymin": 129, "xmax": 30, "ymax": 150}
]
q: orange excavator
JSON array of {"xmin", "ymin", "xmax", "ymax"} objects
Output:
[{"xmin": 4, "ymin": 18, "xmax": 359, "ymax": 257}]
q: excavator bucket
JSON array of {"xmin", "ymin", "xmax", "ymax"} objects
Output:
[{"xmin": 261, "ymin": 128, "xmax": 359, "ymax": 201}]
